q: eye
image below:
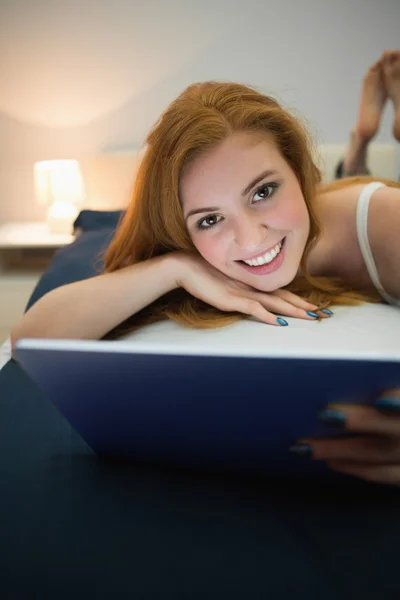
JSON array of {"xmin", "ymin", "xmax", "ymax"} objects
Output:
[
  {"xmin": 196, "ymin": 214, "xmax": 222, "ymax": 230},
  {"xmin": 195, "ymin": 182, "xmax": 279, "ymax": 231},
  {"xmin": 252, "ymin": 182, "xmax": 279, "ymax": 203}
]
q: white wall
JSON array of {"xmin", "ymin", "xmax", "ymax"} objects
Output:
[{"xmin": 1, "ymin": 0, "xmax": 399, "ymax": 222}]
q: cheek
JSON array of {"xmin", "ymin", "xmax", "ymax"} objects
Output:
[
  {"xmin": 270, "ymin": 195, "xmax": 309, "ymax": 229},
  {"xmin": 192, "ymin": 233, "xmax": 229, "ymax": 268}
]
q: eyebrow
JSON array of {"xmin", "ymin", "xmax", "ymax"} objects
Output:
[{"xmin": 185, "ymin": 169, "xmax": 278, "ymax": 221}]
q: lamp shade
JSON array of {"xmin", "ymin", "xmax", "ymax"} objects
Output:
[{"xmin": 34, "ymin": 160, "xmax": 85, "ymax": 207}]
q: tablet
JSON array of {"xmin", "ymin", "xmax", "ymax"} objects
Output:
[{"xmin": 14, "ymin": 308, "xmax": 400, "ymax": 478}]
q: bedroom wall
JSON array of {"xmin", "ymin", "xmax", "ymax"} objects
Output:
[{"xmin": 0, "ymin": 0, "xmax": 399, "ymax": 223}]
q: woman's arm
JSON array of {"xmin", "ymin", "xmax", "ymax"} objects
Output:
[
  {"xmin": 10, "ymin": 247, "xmax": 329, "ymax": 358},
  {"xmin": 10, "ymin": 254, "xmax": 180, "ymax": 354}
]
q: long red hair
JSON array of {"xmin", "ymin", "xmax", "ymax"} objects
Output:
[{"xmin": 101, "ymin": 81, "xmax": 394, "ymax": 339}]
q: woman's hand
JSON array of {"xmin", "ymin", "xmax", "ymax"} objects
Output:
[
  {"xmin": 290, "ymin": 389, "xmax": 400, "ymax": 486},
  {"xmin": 171, "ymin": 252, "xmax": 332, "ymax": 326}
]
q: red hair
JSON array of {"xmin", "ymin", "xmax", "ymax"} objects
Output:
[{"xmin": 101, "ymin": 81, "xmax": 390, "ymax": 339}]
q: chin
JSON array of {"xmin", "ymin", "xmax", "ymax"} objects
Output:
[
  {"xmin": 253, "ymin": 274, "xmax": 296, "ymax": 293},
  {"xmin": 237, "ymin": 263, "xmax": 299, "ymax": 293}
]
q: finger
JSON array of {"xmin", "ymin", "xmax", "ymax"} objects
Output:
[
  {"xmin": 231, "ymin": 282, "xmax": 331, "ymax": 318},
  {"xmin": 243, "ymin": 300, "xmax": 288, "ymax": 327},
  {"xmin": 328, "ymin": 461, "xmax": 400, "ymax": 487},
  {"xmin": 230, "ymin": 298, "xmax": 286, "ymax": 327},
  {"xmin": 272, "ymin": 289, "xmax": 333, "ymax": 318},
  {"xmin": 374, "ymin": 388, "xmax": 400, "ymax": 413},
  {"xmin": 272, "ymin": 288, "xmax": 320, "ymax": 311},
  {"xmin": 297, "ymin": 435, "xmax": 400, "ymax": 464},
  {"xmin": 251, "ymin": 291, "xmax": 328, "ymax": 322},
  {"xmin": 317, "ymin": 403, "xmax": 400, "ymax": 436}
]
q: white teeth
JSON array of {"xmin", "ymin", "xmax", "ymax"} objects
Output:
[{"xmin": 243, "ymin": 240, "xmax": 283, "ymax": 266}]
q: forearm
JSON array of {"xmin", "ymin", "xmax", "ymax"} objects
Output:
[{"xmin": 10, "ymin": 254, "xmax": 179, "ymax": 349}]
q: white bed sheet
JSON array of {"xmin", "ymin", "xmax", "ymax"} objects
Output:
[
  {"xmin": 116, "ymin": 303, "xmax": 400, "ymax": 360},
  {"xmin": 3, "ymin": 303, "xmax": 399, "ymax": 374}
]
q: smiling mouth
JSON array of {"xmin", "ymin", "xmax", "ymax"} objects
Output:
[{"xmin": 236, "ymin": 237, "xmax": 285, "ymax": 266}]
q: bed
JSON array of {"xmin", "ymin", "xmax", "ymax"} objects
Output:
[{"xmin": 1, "ymin": 147, "xmax": 400, "ymax": 599}]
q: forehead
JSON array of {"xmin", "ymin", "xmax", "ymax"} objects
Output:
[{"xmin": 180, "ymin": 131, "xmax": 286, "ymax": 204}]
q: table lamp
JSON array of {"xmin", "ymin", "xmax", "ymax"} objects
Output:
[{"xmin": 34, "ymin": 160, "xmax": 86, "ymax": 235}]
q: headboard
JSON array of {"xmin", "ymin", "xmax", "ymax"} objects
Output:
[
  {"xmin": 81, "ymin": 144, "xmax": 398, "ymax": 211},
  {"xmin": 315, "ymin": 143, "xmax": 397, "ymax": 184}
]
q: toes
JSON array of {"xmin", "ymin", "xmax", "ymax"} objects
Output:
[
  {"xmin": 375, "ymin": 55, "xmax": 386, "ymax": 68},
  {"xmin": 383, "ymin": 50, "xmax": 400, "ymax": 65},
  {"xmin": 383, "ymin": 51, "xmax": 400, "ymax": 75},
  {"xmin": 382, "ymin": 54, "xmax": 394, "ymax": 73}
]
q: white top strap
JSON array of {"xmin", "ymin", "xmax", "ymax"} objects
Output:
[{"xmin": 356, "ymin": 182, "xmax": 400, "ymax": 307}]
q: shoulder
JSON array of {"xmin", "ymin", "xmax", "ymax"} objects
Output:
[
  {"xmin": 309, "ymin": 184, "xmax": 367, "ymax": 279},
  {"xmin": 318, "ymin": 182, "xmax": 400, "ymax": 297}
]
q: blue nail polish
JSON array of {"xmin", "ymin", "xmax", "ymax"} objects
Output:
[
  {"xmin": 375, "ymin": 397, "xmax": 400, "ymax": 413},
  {"xmin": 277, "ymin": 317, "xmax": 288, "ymax": 326},
  {"xmin": 306, "ymin": 311, "xmax": 319, "ymax": 318},
  {"xmin": 288, "ymin": 443, "xmax": 313, "ymax": 458},
  {"xmin": 320, "ymin": 309, "xmax": 333, "ymax": 315},
  {"xmin": 318, "ymin": 408, "xmax": 347, "ymax": 428}
]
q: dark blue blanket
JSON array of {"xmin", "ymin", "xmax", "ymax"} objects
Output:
[
  {"xmin": 1, "ymin": 211, "xmax": 400, "ymax": 599},
  {"xmin": 27, "ymin": 209, "xmax": 124, "ymax": 310}
]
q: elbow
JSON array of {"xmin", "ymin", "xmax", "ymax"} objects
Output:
[
  {"xmin": 10, "ymin": 323, "xmax": 29, "ymax": 362},
  {"xmin": 10, "ymin": 327, "xmax": 20, "ymax": 362}
]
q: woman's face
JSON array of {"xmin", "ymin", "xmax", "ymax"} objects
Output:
[{"xmin": 180, "ymin": 131, "xmax": 310, "ymax": 292}]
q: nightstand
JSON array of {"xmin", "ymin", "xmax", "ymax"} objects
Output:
[{"xmin": 0, "ymin": 222, "xmax": 75, "ymax": 344}]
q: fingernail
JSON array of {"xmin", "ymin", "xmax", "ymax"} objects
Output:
[
  {"xmin": 375, "ymin": 397, "xmax": 400, "ymax": 413},
  {"xmin": 277, "ymin": 318, "xmax": 288, "ymax": 326},
  {"xmin": 306, "ymin": 311, "xmax": 319, "ymax": 318},
  {"xmin": 288, "ymin": 443, "xmax": 313, "ymax": 458},
  {"xmin": 318, "ymin": 408, "xmax": 347, "ymax": 428},
  {"xmin": 320, "ymin": 309, "xmax": 333, "ymax": 315}
]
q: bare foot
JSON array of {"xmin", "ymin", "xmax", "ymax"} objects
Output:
[
  {"xmin": 356, "ymin": 58, "xmax": 387, "ymax": 141},
  {"xmin": 343, "ymin": 59, "xmax": 387, "ymax": 175},
  {"xmin": 382, "ymin": 49, "xmax": 400, "ymax": 141},
  {"xmin": 342, "ymin": 128, "xmax": 370, "ymax": 175}
]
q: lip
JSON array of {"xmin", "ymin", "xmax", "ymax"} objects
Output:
[
  {"xmin": 236, "ymin": 238, "xmax": 285, "ymax": 262},
  {"xmin": 237, "ymin": 237, "xmax": 286, "ymax": 276}
]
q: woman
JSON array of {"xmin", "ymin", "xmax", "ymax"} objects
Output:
[{"xmin": 11, "ymin": 80, "xmax": 400, "ymax": 486}]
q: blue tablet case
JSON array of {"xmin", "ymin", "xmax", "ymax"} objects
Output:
[{"xmin": 15, "ymin": 338, "xmax": 400, "ymax": 478}]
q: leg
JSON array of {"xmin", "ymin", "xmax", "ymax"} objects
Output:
[
  {"xmin": 382, "ymin": 49, "xmax": 400, "ymax": 142},
  {"xmin": 341, "ymin": 58, "xmax": 387, "ymax": 176}
]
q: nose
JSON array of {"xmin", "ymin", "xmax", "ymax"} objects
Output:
[{"xmin": 234, "ymin": 219, "xmax": 269, "ymax": 252}]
